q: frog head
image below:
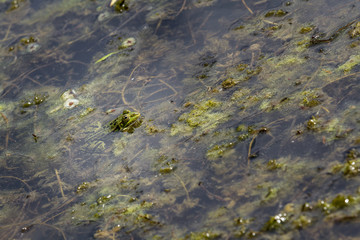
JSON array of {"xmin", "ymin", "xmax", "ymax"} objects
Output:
[
  {"xmin": 109, "ymin": 109, "xmax": 142, "ymax": 133},
  {"xmin": 120, "ymin": 110, "xmax": 141, "ymax": 128}
]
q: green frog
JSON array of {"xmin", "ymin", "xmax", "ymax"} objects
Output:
[
  {"xmin": 108, "ymin": 109, "xmax": 143, "ymax": 133},
  {"xmin": 78, "ymin": 110, "xmax": 142, "ymax": 154}
]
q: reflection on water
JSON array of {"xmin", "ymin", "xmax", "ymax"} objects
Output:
[{"xmin": 0, "ymin": 0, "xmax": 360, "ymax": 239}]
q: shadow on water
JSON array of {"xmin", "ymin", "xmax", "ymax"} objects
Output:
[{"xmin": 0, "ymin": 0, "xmax": 360, "ymax": 239}]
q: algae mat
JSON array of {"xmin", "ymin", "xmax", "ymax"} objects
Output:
[{"xmin": 0, "ymin": 0, "xmax": 360, "ymax": 239}]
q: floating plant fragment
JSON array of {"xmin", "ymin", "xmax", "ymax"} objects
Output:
[
  {"xmin": 95, "ymin": 37, "xmax": 135, "ymax": 63},
  {"xmin": 338, "ymin": 55, "xmax": 360, "ymax": 73},
  {"xmin": 112, "ymin": 0, "xmax": 129, "ymax": 13},
  {"xmin": 7, "ymin": 0, "xmax": 26, "ymax": 12},
  {"xmin": 221, "ymin": 78, "xmax": 236, "ymax": 89},
  {"xmin": 121, "ymin": 37, "xmax": 136, "ymax": 48},
  {"xmin": 60, "ymin": 89, "xmax": 80, "ymax": 109},
  {"xmin": 25, "ymin": 43, "xmax": 41, "ymax": 54},
  {"xmin": 97, "ymin": 11, "xmax": 111, "ymax": 22},
  {"xmin": 76, "ymin": 182, "xmax": 90, "ymax": 193},
  {"xmin": 61, "ymin": 89, "xmax": 77, "ymax": 101},
  {"xmin": 299, "ymin": 26, "xmax": 314, "ymax": 34},
  {"xmin": 95, "ymin": 51, "xmax": 120, "ymax": 64},
  {"xmin": 264, "ymin": 9, "xmax": 288, "ymax": 18},
  {"xmin": 63, "ymin": 98, "xmax": 79, "ymax": 109}
]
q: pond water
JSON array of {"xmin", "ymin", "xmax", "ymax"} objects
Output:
[{"xmin": 0, "ymin": 0, "xmax": 360, "ymax": 239}]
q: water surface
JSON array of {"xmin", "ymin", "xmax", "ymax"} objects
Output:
[{"xmin": 0, "ymin": 0, "xmax": 360, "ymax": 239}]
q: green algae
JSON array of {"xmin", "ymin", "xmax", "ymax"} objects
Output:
[
  {"xmin": 206, "ymin": 142, "xmax": 236, "ymax": 160},
  {"xmin": 338, "ymin": 55, "xmax": 360, "ymax": 72},
  {"xmin": 266, "ymin": 159, "xmax": 283, "ymax": 170},
  {"xmin": 299, "ymin": 26, "xmax": 314, "ymax": 34},
  {"xmin": 171, "ymin": 99, "xmax": 229, "ymax": 135},
  {"xmin": 264, "ymin": 9, "xmax": 288, "ymax": 18},
  {"xmin": 181, "ymin": 231, "xmax": 221, "ymax": 240},
  {"xmin": 1, "ymin": 0, "xmax": 360, "ymax": 239},
  {"xmin": 20, "ymin": 93, "xmax": 48, "ymax": 108},
  {"xmin": 306, "ymin": 116, "xmax": 321, "ymax": 131},
  {"xmin": 76, "ymin": 182, "xmax": 91, "ymax": 193},
  {"xmin": 273, "ymin": 55, "xmax": 306, "ymax": 68},
  {"xmin": 331, "ymin": 194, "xmax": 355, "ymax": 209},
  {"xmin": 7, "ymin": 0, "xmax": 26, "ymax": 12},
  {"xmin": 348, "ymin": 22, "xmax": 360, "ymax": 38},
  {"xmin": 262, "ymin": 212, "xmax": 289, "ymax": 232},
  {"xmin": 155, "ymin": 155, "xmax": 178, "ymax": 174},
  {"xmin": 221, "ymin": 78, "xmax": 236, "ymax": 89},
  {"xmin": 301, "ymin": 91, "xmax": 322, "ymax": 108},
  {"xmin": 112, "ymin": 0, "xmax": 130, "ymax": 13}
]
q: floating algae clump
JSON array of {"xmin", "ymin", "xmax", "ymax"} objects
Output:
[
  {"xmin": 274, "ymin": 55, "xmax": 306, "ymax": 68},
  {"xmin": 301, "ymin": 91, "xmax": 322, "ymax": 108},
  {"xmin": 112, "ymin": 0, "xmax": 129, "ymax": 13},
  {"xmin": 7, "ymin": 0, "xmax": 26, "ymax": 12},
  {"xmin": 267, "ymin": 159, "xmax": 284, "ymax": 170},
  {"xmin": 265, "ymin": 9, "xmax": 288, "ymax": 17},
  {"xmin": 180, "ymin": 230, "xmax": 221, "ymax": 240},
  {"xmin": 154, "ymin": 155, "xmax": 178, "ymax": 174},
  {"xmin": 171, "ymin": 99, "xmax": 230, "ymax": 135},
  {"xmin": 262, "ymin": 212, "xmax": 289, "ymax": 232},
  {"xmin": 331, "ymin": 194, "xmax": 354, "ymax": 209},
  {"xmin": 348, "ymin": 22, "xmax": 360, "ymax": 38},
  {"xmin": 306, "ymin": 116, "xmax": 322, "ymax": 131},
  {"xmin": 221, "ymin": 78, "xmax": 236, "ymax": 89},
  {"xmin": 299, "ymin": 26, "xmax": 314, "ymax": 34},
  {"xmin": 338, "ymin": 55, "xmax": 360, "ymax": 73},
  {"xmin": 20, "ymin": 93, "xmax": 48, "ymax": 108},
  {"xmin": 206, "ymin": 142, "xmax": 236, "ymax": 160}
]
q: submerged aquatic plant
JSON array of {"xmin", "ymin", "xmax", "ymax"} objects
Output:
[{"xmin": 1, "ymin": 0, "xmax": 360, "ymax": 239}]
